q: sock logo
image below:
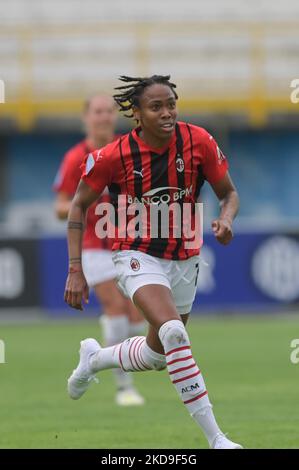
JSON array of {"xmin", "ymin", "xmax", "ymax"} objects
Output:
[
  {"xmin": 181, "ymin": 382, "xmax": 200, "ymax": 394},
  {"xmin": 175, "ymin": 333, "xmax": 187, "ymax": 344}
]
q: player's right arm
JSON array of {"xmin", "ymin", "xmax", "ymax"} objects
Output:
[
  {"xmin": 64, "ymin": 149, "xmax": 113, "ymax": 310},
  {"xmin": 64, "ymin": 181, "xmax": 99, "ymax": 310}
]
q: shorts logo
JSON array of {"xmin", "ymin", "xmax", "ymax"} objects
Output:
[
  {"xmin": 176, "ymin": 156, "xmax": 184, "ymax": 173},
  {"xmin": 130, "ymin": 258, "xmax": 140, "ymax": 271}
]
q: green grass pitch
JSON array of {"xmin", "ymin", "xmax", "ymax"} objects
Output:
[{"xmin": 0, "ymin": 314, "xmax": 298, "ymax": 449}]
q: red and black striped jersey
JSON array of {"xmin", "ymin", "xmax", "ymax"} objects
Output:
[{"xmin": 81, "ymin": 121, "xmax": 228, "ymax": 260}]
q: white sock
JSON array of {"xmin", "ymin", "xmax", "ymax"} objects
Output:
[
  {"xmin": 100, "ymin": 314, "xmax": 132, "ymax": 390},
  {"xmin": 158, "ymin": 319, "xmax": 222, "ymax": 447},
  {"xmin": 192, "ymin": 407, "xmax": 222, "ymax": 447},
  {"xmin": 90, "ymin": 343, "xmax": 120, "ymax": 370},
  {"xmin": 89, "ymin": 336, "xmax": 166, "ymax": 373}
]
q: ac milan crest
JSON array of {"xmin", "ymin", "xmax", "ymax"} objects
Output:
[
  {"xmin": 176, "ymin": 157, "xmax": 184, "ymax": 173},
  {"xmin": 130, "ymin": 258, "xmax": 140, "ymax": 271}
]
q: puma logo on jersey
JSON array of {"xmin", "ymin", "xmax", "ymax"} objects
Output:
[{"xmin": 133, "ymin": 169, "xmax": 144, "ymax": 178}]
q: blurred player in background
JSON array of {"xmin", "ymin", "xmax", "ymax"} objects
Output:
[
  {"xmin": 53, "ymin": 94, "xmax": 145, "ymax": 406},
  {"xmin": 64, "ymin": 76, "xmax": 243, "ymax": 449}
]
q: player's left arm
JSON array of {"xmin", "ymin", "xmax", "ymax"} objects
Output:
[
  {"xmin": 200, "ymin": 129, "xmax": 239, "ymax": 245},
  {"xmin": 210, "ymin": 171, "xmax": 239, "ymax": 245}
]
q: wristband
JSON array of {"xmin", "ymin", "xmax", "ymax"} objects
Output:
[{"xmin": 68, "ymin": 266, "xmax": 83, "ymax": 274}]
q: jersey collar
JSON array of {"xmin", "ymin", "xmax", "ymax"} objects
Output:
[{"xmin": 131, "ymin": 125, "xmax": 177, "ymax": 154}]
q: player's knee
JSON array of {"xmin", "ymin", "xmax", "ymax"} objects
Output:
[{"xmin": 158, "ymin": 319, "xmax": 190, "ymax": 349}]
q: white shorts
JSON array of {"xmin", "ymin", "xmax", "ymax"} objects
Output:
[
  {"xmin": 82, "ymin": 249, "xmax": 117, "ymax": 287},
  {"xmin": 112, "ymin": 250, "xmax": 200, "ymax": 314}
]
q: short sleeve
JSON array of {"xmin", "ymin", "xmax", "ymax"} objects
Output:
[
  {"xmin": 201, "ymin": 132, "xmax": 229, "ymax": 184},
  {"xmin": 53, "ymin": 151, "xmax": 82, "ymax": 195},
  {"xmin": 81, "ymin": 148, "xmax": 113, "ymax": 194}
]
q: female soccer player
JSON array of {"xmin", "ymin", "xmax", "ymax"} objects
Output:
[{"xmin": 64, "ymin": 75, "xmax": 242, "ymax": 449}]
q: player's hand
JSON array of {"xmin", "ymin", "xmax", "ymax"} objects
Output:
[
  {"xmin": 211, "ymin": 218, "xmax": 233, "ymax": 245},
  {"xmin": 64, "ymin": 271, "xmax": 89, "ymax": 311}
]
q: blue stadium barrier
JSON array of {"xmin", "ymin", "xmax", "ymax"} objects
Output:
[{"xmin": 36, "ymin": 232, "xmax": 299, "ymax": 314}]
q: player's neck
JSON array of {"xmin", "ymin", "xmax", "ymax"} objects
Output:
[
  {"xmin": 138, "ymin": 129, "xmax": 173, "ymax": 150},
  {"xmin": 86, "ymin": 135, "xmax": 113, "ymax": 151}
]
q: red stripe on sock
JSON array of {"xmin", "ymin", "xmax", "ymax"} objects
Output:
[
  {"xmin": 183, "ymin": 390, "xmax": 208, "ymax": 405},
  {"xmin": 129, "ymin": 337, "xmax": 140, "ymax": 371},
  {"xmin": 167, "ymin": 355, "xmax": 193, "ymax": 366},
  {"xmin": 132, "ymin": 337, "xmax": 144, "ymax": 370},
  {"xmin": 140, "ymin": 348, "xmax": 153, "ymax": 371},
  {"xmin": 136, "ymin": 339, "xmax": 145, "ymax": 369},
  {"xmin": 166, "ymin": 346, "xmax": 191, "ymax": 356},
  {"xmin": 169, "ymin": 362, "xmax": 196, "ymax": 375},
  {"xmin": 137, "ymin": 339, "xmax": 151, "ymax": 371},
  {"xmin": 172, "ymin": 370, "xmax": 201, "ymax": 384}
]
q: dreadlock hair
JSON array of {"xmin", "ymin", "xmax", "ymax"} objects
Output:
[{"xmin": 113, "ymin": 75, "xmax": 178, "ymax": 118}]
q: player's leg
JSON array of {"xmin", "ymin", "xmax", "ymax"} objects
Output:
[
  {"xmin": 68, "ymin": 251, "xmax": 242, "ymax": 448},
  {"xmin": 68, "ymin": 252, "xmax": 185, "ymax": 383},
  {"xmin": 125, "ymin": 297, "xmax": 146, "ymax": 338},
  {"xmin": 87, "ymin": 283, "xmax": 227, "ymax": 447},
  {"xmin": 67, "ymin": 253, "xmax": 174, "ymax": 400},
  {"xmin": 145, "ymin": 313, "xmax": 189, "ymax": 355},
  {"xmin": 94, "ymin": 280, "xmax": 145, "ymax": 406},
  {"xmin": 82, "ymin": 249, "xmax": 144, "ymax": 405},
  {"xmin": 85, "ymin": 284, "xmax": 176, "ymax": 376},
  {"xmin": 162, "ymin": 257, "xmax": 242, "ymax": 449},
  {"xmin": 131, "ymin": 284, "xmax": 241, "ymax": 449}
]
